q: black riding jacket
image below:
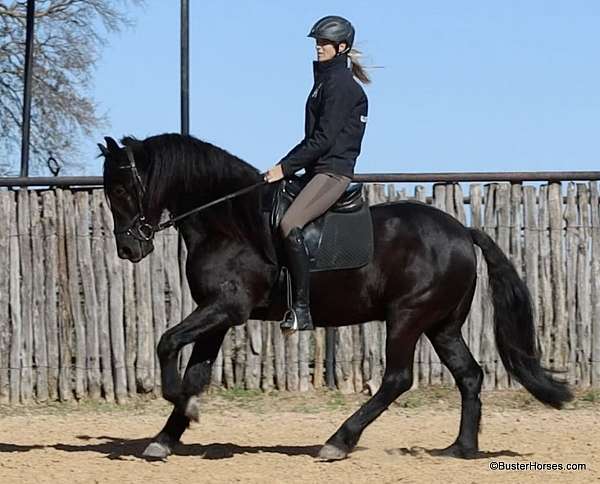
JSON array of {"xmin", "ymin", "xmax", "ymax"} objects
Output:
[{"xmin": 279, "ymin": 53, "xmax": 368, "ymax": 179}]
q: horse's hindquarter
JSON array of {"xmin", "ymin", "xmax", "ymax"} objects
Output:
[{"xmin": 310, "ymin": 202, "xmax": 478, "ymax": 326}]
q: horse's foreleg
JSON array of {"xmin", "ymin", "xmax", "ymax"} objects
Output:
[
  {"xmin": 144, "ymin": 328, "xmax": 228, "ymax": 460},
  {"xmin": 156, "ymin": 305, "xmax": 230, "ymax": 408},
  {"xmin": 143, "ymin": 407, "xmax": 189, "ymax": 459},
  {"xmin": 143, "ymin": 304, "xmax": 241, "ymax": 460},
  {"xmin": 181, "ymin": 328, "xmax": 228, "ymax": 421}
]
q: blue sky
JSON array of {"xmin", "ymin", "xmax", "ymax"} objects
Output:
[{"xmin": 82, "ymin": 0, "xmax": 599, "ymax": 177}]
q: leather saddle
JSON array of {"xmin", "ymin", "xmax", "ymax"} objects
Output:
[{"xmin": 267, "ymin": 175, "xmax": 374, "ymax": 272}]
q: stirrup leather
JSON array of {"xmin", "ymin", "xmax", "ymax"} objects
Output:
[{"xmin": 280, "ymin": 267, "xmax": 299, "ymax": 333}]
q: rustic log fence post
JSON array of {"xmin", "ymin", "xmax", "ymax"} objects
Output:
[
  {"xmin": 468, "ymin": 184, "xmax": 484, "ymax": 384},
  {"xmin": 55, "ymin": 189, "xmax": 73, "ymax": 401},
  {"xmin": 0, "ymin": 192, "xmax": 12, "ymax": 403},
  {"xmin": 549, "ymin": 183, "xmax": 568, "ymax": 372},
  {"xmin": 576, "ymin": 183, "xmax": 591, "ymax": 385},
  {"xmin": 92, "ymin": 191, "xmax": 114, "ymax": 401},
  {"xmin": 42, "ymin": 191, "xmax": 59, "ymax": 400},
  {"xmin": 590, "ymin": 182, "xmax": 600, "ymax": 387},
  {"xmin": 101, "ymin": 195, "xmax": 128, "ymax": 402},
  {"xmin": 538, "ymin": 185, "xmax": 553, "ymax": 368},
  {"xmin": 18, "ymin": 189, "xmax": 33, "ymax": 401}
]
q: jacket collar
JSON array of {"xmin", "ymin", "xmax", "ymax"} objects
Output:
[{"xmin": 313, "ymin": 53, "xmax": 349, "ymax": 80}]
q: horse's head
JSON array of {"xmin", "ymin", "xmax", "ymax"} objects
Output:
[{"xmin": 99, "ymin": 136, "xmax": 154, "ymax": 262}]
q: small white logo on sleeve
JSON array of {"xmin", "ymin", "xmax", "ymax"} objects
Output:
[{"xmin": 360, "ymin": 115, "xmax": 368, "ymax": 123}]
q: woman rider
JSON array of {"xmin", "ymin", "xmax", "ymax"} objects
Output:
[{"xmin": 264, "ymin": 15, "xmax": 370, "ymax": 332}]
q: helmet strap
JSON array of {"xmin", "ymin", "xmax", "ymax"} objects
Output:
[{"xmin": 334, "ymin": 42, "xmax": 350, "ymax": 56}]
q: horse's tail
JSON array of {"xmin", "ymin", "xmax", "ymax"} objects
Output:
[{"xmin": 469, "ymin": 228, "xmax": 573, "ymax": 408}]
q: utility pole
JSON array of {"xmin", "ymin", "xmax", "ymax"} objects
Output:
[
  {"xmin": 181, "ymin": 0, "xmax": 190, "ymax": 135},
  {"xmin": 20, "ymin": 0, "xmax": 36, "ymax": 177}
]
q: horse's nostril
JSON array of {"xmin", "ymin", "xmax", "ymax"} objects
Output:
[{"xmin": 118, "ymin": 245, "xmax": 132, "ymax": 259}]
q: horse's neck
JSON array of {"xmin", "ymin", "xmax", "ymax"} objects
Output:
[
  {"xmin": 177, "ymin": 220, "xmax": 203, "ymax": 256},
  {"xmin": 176, "ymin": 211, "xmax": 277, "ymax": 273}
]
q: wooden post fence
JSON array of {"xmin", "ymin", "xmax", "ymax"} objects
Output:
[{"xmin": 0, "ymin": 180, "xmax": 599, "ymax": 403}]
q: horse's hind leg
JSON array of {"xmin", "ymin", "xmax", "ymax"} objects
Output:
[
  {"xmin": 427, "ymin": 311, "xmax": 484, "ymax": 458},
  {"xmin": 319, "ymin": 310, "xmax": 419, "ymax": 461}
]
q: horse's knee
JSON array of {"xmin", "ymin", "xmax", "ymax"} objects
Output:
[{"xmin": 157, "ymin": 332, "xmax": 177, "ymax": 361}]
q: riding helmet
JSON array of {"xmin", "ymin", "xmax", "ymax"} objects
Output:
[{"xmin": 307, "ymin": 15, "xmax": 355, "ymax": 50}]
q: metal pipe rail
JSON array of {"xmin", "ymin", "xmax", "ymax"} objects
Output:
[{"xmin": 1, "ymin": 171, "xmax": 599, "ymax": 188}]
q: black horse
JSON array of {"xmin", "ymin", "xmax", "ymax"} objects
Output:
[{"xmin": 99, "ymin": 133, "xmax": 572, "ymax": 461}]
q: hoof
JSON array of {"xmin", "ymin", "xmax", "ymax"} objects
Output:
[
  {"xmin": 430, "ymin": 443, "xmax": 477, "ymax": 459},
  {"xmin": 143, "ymin": 442, "xmax": 171, "ymax": 460},
  {"xmin": 185, "ymin": 395, "xmax": 201, "ymax": 422},
  {"xmin": 318, "ymin": 444, "xmax": 348, "ymax": 461}
]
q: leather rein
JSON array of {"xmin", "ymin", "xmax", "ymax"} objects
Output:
[{"xmin": 113, "ymin": 146, "xmax": 267, "ymax": 242}]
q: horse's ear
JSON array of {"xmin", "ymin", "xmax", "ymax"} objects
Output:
[
  {"xmin": 121, "ymin": 136, "xmax": 141, "ymax": 149},
  {"xmin": 97, "ymin": 143, "xmax": 109, "ymax": 157},
  {"xmin": 104, "ymin": 136, "xmax": 120, "ymax": 152}
]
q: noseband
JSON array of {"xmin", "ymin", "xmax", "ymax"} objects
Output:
[{"xmin": 113, "ymin": 146, "xmax": 266, "ymax": 242}]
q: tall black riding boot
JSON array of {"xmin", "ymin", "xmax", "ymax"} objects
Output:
[{"xmin": 280, "ymin": 227, "xmax": 314, "ymax": 332}]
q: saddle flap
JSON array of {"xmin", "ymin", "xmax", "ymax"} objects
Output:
[{"xmin": 269, "ymin": 177, "xmax": 374, "ymax": 272}]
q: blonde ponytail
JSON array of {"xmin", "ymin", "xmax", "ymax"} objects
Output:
[{"xmin": 348, "ymin": 48, "xmax": 371, "ymax": 85}]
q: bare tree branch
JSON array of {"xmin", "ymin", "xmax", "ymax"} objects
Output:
[{"xmin": 0, "ymin": 0, "xmax": 142, "ymax": 175}]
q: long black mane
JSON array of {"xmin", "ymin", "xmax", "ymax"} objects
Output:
[{"xmin": 117, "ymin": 133, "xmax": 273, "ymax": 263}]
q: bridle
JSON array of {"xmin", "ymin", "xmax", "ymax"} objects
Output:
[
  {"xmin": 113, "ymin": 146, "xmax": 266, "ymax": 242},
  {"xmin": 112, "ymin": 146, "xmax": 154, "ymax": 241}
]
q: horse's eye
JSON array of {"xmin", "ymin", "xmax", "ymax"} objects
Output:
[{"xmin": 113, "ymin": 185, "xmax": 127, "ymax": 197}]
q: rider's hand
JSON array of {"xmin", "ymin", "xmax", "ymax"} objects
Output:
[{"xmin": 264, "ymin": 164, "xmax": 284, "ymax": 183}]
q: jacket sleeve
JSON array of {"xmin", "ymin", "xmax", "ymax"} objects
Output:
[{"xmin": 279, "ymin": 79, "xmax": 356, "ymax": 177}]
